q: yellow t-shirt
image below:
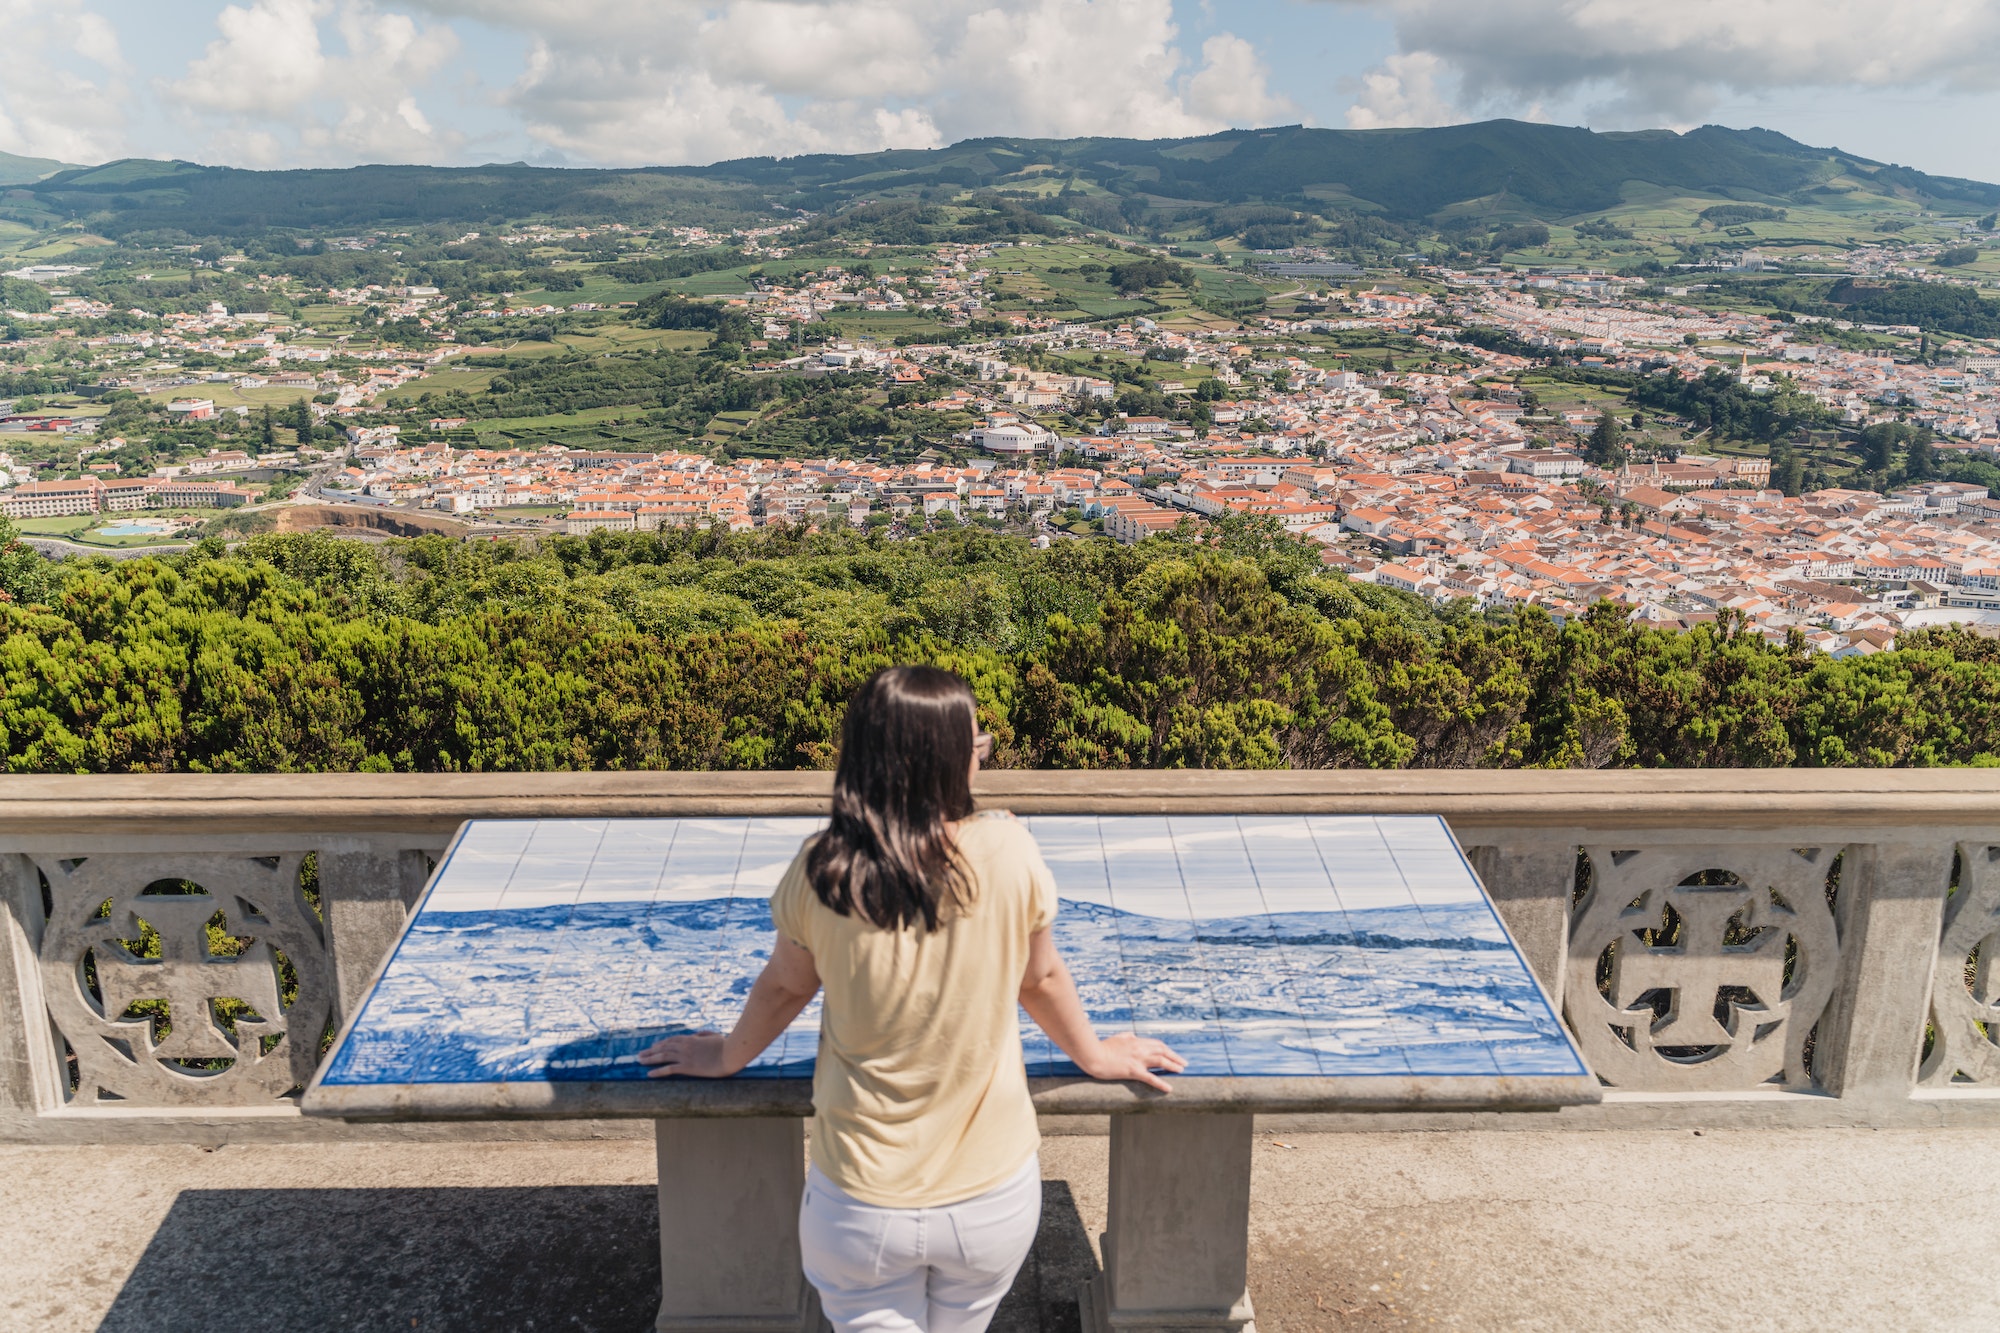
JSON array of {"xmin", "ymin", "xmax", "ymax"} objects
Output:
[{"xmin": 770, "ymin": 811, "xmax": 1058, "ymax": 1208}]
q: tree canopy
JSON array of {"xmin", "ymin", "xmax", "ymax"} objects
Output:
[{"xmin": 6, "ymin": 519, "xmax": 2000, "ymax": 774}]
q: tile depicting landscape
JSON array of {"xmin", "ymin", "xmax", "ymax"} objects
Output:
[{"xmin": 317, "ymin": 815, "xmax": 1584, "ymax": 1089}]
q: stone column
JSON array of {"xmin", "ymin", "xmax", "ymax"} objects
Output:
[
  {"xmin": 1463, "ymin": 838, "xmax": 1575, "ymax": 1009},
  {"xmin": 319, "ymin": 848, "xmax": 432, "ymax": 1025},
  {"xmin": 655, "ymin": 1117, "xmax": 816, "ymax": 1333},
  {"xmin": 1083, "ymin": 1112, "xmax": 1256, "ymax": 1332},
  {"xmin": 1814, "ymin": 841, "xmax": 1955, "ymax": 1100},
  {"xmin": 0, "ymin": 854, "xmax": 53, "ymax": 1116}
]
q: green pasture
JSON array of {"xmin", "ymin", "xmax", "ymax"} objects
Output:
[
  {"xmin": 382, "ymin": 365, "xmax": 505, "ymax": 403},
  {"xmin": 140, "ymin": 383, "xmax": 316, "ymax": 411},
  {"xmin": 14, "ymin": 514, "xmax": 95, "ymax": 537},
  {"xmin": 470, "ymin": 404, "xmax": 649, "ymax": 434}
]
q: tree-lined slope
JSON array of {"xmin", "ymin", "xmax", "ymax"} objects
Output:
[{"xmin": 12, "ymin": 121, "xmax": 1996, "ymax": 237}]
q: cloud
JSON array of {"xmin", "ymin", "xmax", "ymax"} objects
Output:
[
  {"xmin": 165, "ymin": 0, "xmax": 462, "ymax": 165},
  {"xmin": 0, "ymin": 0, "xmax": 130, "ymax": 164},
  {"xmin": 415, "ymin": 0, "xmax": 1294, "ymax": 165},
  {"xmin": 1343, "ymin": 50, "xmax": 1455, "ymax": 129},
  {"xmin": 171, "ymin": 0, "xmax": 329, "ymax": 119},
  {"xmin": 1337, "ymin": 0, "xmax": 2000, "ymax": 127},
  {"xmin": 1185, "ymin": 34, "xmax": 1296, "ymax": 128}
]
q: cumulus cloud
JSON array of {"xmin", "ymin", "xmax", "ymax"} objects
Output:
[
  {"xmin": 413, "ymin": 0, "xmax": 1294, "ymax": 165},
  {"xmin": 1343, "ymin": 50, "xmax": 1455, "ymax": 129},
  {"xmin": 165, "ymin": 0, "xmax": 461, "ymax": 165},
  {"xmin": 1186, "ymin": 34, "xmax": 1298, "ymax": 128},
  {"xmin": 1337, "ymin": 0, "xmax": 2000, "ymax": 127},
  {"xmin": 0, "ymin": 0, "xmax": 130, "ymax": 164}
]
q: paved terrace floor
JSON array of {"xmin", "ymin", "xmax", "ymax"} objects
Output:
[{"xmin": 2, "ymin": 1126, "xmax": 1990, "ymax": 1332}]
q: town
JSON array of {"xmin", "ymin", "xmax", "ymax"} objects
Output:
[{"xmin": 14, "ymin": 227, "xmax": 2000, "ymax": 655}]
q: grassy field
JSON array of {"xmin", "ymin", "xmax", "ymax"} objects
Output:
[
  {"xmin": 381, "ymin": 365, "xmax": 505, "ymax": 402},
  {"xmin": 820, "ymin": 311, "xmax": 954, "ymax": 342},
  {"xmin": 5, "ymin": 231, "xmax": 116, "ymax": 263},
  {"xmin": 470, "ymin": 404, "xmax": 652, "ymax": 435},
  {"xmin": 13, "ymin": 512, "xmax": 201, "ymax": 547},
  {"xmin": 140, "ymin": 383, "xmax": 317, "ymax": 411},
  {"xmin": 293, "ymin": 304, "xmax": 363, "ymax": 334},
  {"xmin": 699, "ymin": 407, "xmax": 770, "ymax": 445},
  {"xmin": 1495, "ymin": 178, "xmax": 1998, "ymax": 270},
  {"xmin": 0, "ymin": 219, "xmax": 45, "ymax": 257},
  {"xmin": 554, "ymin": 325, "xmax": 711, "ymax": 353},
  {"xmin": 14, "ymin": 514, "xmax": 96, "ymax": 537},
  {"xmin": 379, "ymin": 329, "xmax": 708, "ymax": 405}
]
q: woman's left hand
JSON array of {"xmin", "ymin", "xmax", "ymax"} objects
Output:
[{"xmin": 638, "ymin": 1031, "xmax": 737, "ymax": 1079}]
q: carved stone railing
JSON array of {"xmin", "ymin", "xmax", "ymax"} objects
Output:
[{"xmin": 5, "ymin": 771, "xmax": 2000, "ymax": 1141}]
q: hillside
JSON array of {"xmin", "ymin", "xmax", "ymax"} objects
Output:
[
  {"xmin": 700, "ymin": 121, "xmax": 2000, "ymax": 219},
  {"xmin": 0, "ymin": 149, "xmax": 76, "ymax": 187},
  {"xmin": 9, "ymin": 121, "xmax": 1998, "ymax": 242}
]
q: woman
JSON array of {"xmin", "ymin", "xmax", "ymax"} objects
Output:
[{"xmin": 638, "ymin": 664, "xmax": 1183, "ymax": 1333}]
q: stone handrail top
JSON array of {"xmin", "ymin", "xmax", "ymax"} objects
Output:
[
  {"xmin": 301, "ymin": 1073, "xmax": 1600, "ymax": 1121},
  {"xmin": 10, "ymin": 769, "xmax": 2000, "ymax": 833}
]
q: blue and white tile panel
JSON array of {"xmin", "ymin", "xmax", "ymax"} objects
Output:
[{"xmin": 318, "ymin": 815, "xmax": 1583, "ymax": 1088}]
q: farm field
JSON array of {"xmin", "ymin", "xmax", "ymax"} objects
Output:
[
  {"xmin": 139, "ymin": 383, "xmax": 317, "ymax": 411},
  {"xmin": 470, "ymin": 404, "xmax": 652, "ymax": 435}
]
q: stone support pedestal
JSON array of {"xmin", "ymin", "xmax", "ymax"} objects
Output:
[
  {"xmin": 320, "ymin": 848, "xmax": 433, "ymax": 1026},
  {"xmin": 655, "ymin": 1117, "xmax": 818, "ymax": 1333},
  {"xmin": 1082, "ymin": 1112, "xmax": 1256, "ymax": 1333}
]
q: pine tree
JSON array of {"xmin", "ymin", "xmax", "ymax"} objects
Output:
[
  {"xmin": 1907, "ymin": 433, "xmax": 1936, "ymax": 481},
  {"xmin": 1585, "ymin": 412, "xmax": 1626, "ymax": 467},
  {"xmin": 260, "ymin": 405, "xmax": 277, "ymax": 449}
]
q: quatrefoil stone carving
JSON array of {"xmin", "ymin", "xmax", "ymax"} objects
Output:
[
  {"xmin": 1563, "ymin": 846, "xmax": 1842, "ymax": 1092},
  {"xmin": 1922, "ymin": 843, "xmax": 2000, "ymax": 1087},
  {"xmin": 36, "ymin": 854, "xmax": 333, "ymax": 1106}
]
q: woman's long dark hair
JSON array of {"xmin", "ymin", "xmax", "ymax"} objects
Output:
[{"xmin": 806, "ymin": 665, "xmax": 977, "ymax": 932}]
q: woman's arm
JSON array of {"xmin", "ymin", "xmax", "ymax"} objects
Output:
[
  {"xmin": 638, "ymin": 934, "xmax": 822, "ymax": 1079},
  {"xmin": 1018, "ymin": 926, "xmax": 1185, "ymax": 1093}
]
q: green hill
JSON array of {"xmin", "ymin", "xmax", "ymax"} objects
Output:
[
  {"xmin": 8, "ymin": 121, "xmax": 1996, "ymax": 241},
  {"xmin": 0, "ymin": 149, "xmax": 77, "ymax": 187},
  {"xmin": 703, "ymin": 121, "xmax": 2000, "ymax": 218}
]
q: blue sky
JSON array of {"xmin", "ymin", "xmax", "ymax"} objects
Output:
[{"xmin": 8, "ymin": 0, "xmax": 2000, "ymax": 182}]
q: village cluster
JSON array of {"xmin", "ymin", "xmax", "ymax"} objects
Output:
[{"xmin": 11, "ymin": 229, "xmax": 2000, "ymax": 653}]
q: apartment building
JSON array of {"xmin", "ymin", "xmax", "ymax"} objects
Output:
[{"xmin": 1, "ymin": 478, "xmax": 100, "ymax": 519}]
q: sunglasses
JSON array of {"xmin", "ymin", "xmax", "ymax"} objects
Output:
[{"xmin": 974, "ymin": 731, "xmax": 994, "ymax": 761}]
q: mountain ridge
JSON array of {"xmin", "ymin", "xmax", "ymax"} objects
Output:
[
  {"xmin": 8, "ymin": 120, "xmax": 1996, "ymax": 238},
  {"xmin": 0, "ymin": 149, "xmax": 78, "ymax": 187}
]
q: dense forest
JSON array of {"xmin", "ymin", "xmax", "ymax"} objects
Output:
[{"xmin": 5, "ymin": 518, "xmax": 2000, "ymax": 774}]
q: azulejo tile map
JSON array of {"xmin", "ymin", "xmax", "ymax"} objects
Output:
[{"xmin": 318, "ymin": 815, "xmax": 1585, "ymax": 1088}]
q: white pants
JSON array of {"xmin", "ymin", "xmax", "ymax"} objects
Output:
[{"xmin": 799, "ymin": 1155, "xmax": 1042, "ymax": 1333}]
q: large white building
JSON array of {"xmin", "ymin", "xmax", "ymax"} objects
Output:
[
  {"xmin": 969, "ymin": 420, "xmax": 1054, "ymax": 456},
  {"xmin": 1, "ymin": 479, "xmax": 100, "ymax": 518}
]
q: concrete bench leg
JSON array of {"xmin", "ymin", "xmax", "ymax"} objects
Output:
[
  {"xmin": 655, "ymin": 1117, "xmax": 818, "ymax": 1333},
  {"xmin": 1082, "ymin": 1112, "xmax": 1257, "ymax": 1333}
]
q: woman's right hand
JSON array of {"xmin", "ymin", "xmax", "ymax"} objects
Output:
[
  {"xmin": 638, "ymin": 1031, "xmax": 740, "ymax": 1079},
  {"xmin": 1080, "ymin": 1032, "xmax": 1186, "ymax": 1093}
]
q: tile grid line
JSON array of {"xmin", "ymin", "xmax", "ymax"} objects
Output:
[
  {"xmin": 517, "ymin": 819, "xmax": 616, "ymax": 1044},
  {"xmin": 1302, "ymin": 815, "xmax": 1419, "ymax": 1079},
  {"xmin": 1165, "ymin": 819, "xmax": 1237, "ymax": 1078},
  {"xmin": 1373, "ymin": 817, "xmax": 1506, "ymax": 1077},
  {"xmin": 1232, "ymin": 817, "xmax": 1332, "ymax": 1079}
]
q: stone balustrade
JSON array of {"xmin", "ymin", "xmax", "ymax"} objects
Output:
[{"xmin": 5, "ymin": 770, "xmax": 2000, "ymax": 1143}]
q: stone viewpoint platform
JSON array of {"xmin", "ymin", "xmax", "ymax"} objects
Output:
[
  {"xmin": 5, "ymin": 1125, "xmax": 1991, "ymax": 1332},
  {"xmin": 7, "ymin": 771, "xmax": 2000, "ymax": 1328}
]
